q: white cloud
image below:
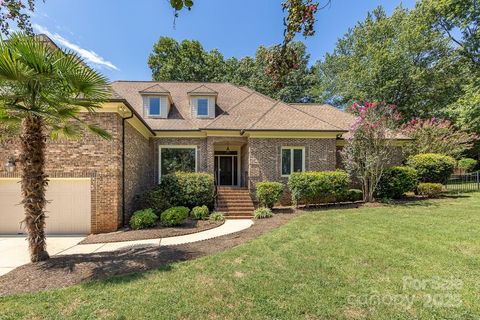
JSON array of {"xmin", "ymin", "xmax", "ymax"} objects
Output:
[{"xmin": 33, "ymin": 24, "xmax": 119, "ymax": 71}]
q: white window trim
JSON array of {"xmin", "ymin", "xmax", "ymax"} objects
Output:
[
  {"xmin": 281, "ymin": 146, "xmax": 305, "ymax": 177},
  {"xmin": 195, "ymin": 97, "xmax": 210, "ymax": 118},
  {"xmin": 158, "ymin": 145, "xmax": 198, "ymax": 182},
  {"xmin": 146, "ymin": 96, "xmax": 163, "ymax": 118}
]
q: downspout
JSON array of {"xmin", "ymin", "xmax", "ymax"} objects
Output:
[{"xmin": 121, "ymin": 108, "xmax": 134, "ymax": 227}]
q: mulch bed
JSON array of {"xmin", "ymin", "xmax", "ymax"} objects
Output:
[
  {"xmin": 0, "ymin": 212, "xmax": 297, "ymax": 297},
  {"xmin": 80, "ymin": 218, "xmax": 224, "ymax": 244}
]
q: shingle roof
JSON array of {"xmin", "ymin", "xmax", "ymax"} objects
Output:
[
  {"xmin": 109, "ymin": 81, "xmax": 347, "ymax": 132},
  {"xmin": 139, "ymin": 84, "xmax": 170, "ymax": 94}
]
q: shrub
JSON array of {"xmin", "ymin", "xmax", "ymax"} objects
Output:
[
  {"xmin": 348, "ymin": 189, "xmax": 364, "ymax": 202},
  {"xmin": 288, "ymin": 170, "xmax": 350, "ymax": 205},
  {"xmin": 136, "ymin": 186, "xmax": 170, "ymax": 216},
  {"xmin": 406, "ymin": 153, "xmax": 455, "ymax": 184},
  {"xmin": 457, "ymin": 158, "xmax": 478, "ymax": 172},
  {"xmin": 417, "ymin": 183, "xmax": 444, "ymax": 198},
  {"xmin": 191, "ymin": 205, "xmax": 209, "ymax": 220},
  {"xmin": 210, "ymin": 211, "xmax": 225, "ymax": 221},
  {"xmin": 256, "ymin": 182, "xmax": 284, "ymax": 208},
  {"xmin": 160, "ymin": 206, "xmax": 189, "ymax": 227},
  {"xmin": 253, "ymin": 207, "xmax": 273, "ymax": 219},
  {"xmin": 376, "ymin": 166, "xmax": 418, "ymax": 199},
  {"xmin": 129, "ymin": 209, "xmax": 158, "ymax": 230},
  {"xmin": 160, "ymin": 172, "xmax": 214, "ymax": 209}
]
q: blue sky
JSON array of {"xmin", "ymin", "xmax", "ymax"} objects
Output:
[{"xmin": 30, "ymin": 0, "xmax": 416, "ymax": 81}]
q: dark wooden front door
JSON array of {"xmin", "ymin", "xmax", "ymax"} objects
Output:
[{"xmin": 215, "ymin": 155, "xmax": 239, "ymax": 186}]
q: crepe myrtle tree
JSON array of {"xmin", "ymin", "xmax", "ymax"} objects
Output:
[
  {"xmin": 341, "ymin": 101, "xmax": 401, "ymax": 202},
  {"xmin": 0, "ymin": 33, "xmax": 111, "ymax": 262}
]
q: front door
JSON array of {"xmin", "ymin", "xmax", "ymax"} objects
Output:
[{"xmin": 215, "ymin": 155, "xmax": 238, "ymax": 186}]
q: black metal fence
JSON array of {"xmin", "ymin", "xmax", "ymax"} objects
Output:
[{"xmin": 445, "ymin": 171, "xmax": 480, "ymax": 192}]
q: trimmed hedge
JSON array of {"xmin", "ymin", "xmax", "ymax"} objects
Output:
[
  {"xmin": 130, "ymin": 209, "xmax": 158, "ymax": 230},
  {"xmin": 253, "ymin": 207, "xmax": 273, "ymax": 219},
  {"xmin": 407, "ymin": 153, "xmax": 455, "ymax": 184},
  {"xmin": 337, "ymin": 189, "xmax": 364, "ymax": 202},
  {"xmin": 376, "ymin": 166, "xmax": 418, "ymax": 199},
  {"xmin": 191, "ymin": 205, "xmax": 209, "ymax": 220},
  {"xmin": 417, "ymin": 183, "xmax": 444, "ymax": 198},
  {"xmin": 160, "ymin": 172, "xmax": 214, "ymax": 209},
  {"xmin": 160, "ymin": 206, "xmax": 189, "ymax": 226},
  {"xmin": 256, "ymin": 182, "xmax": 284, "ymax": 208},
  {"xmin": 457, "ymin": 158, "xmax": 478, "ymax": 172},
  {"xmin": 288, "ymin": 170, "xmax": 350, "ymax": 206}
]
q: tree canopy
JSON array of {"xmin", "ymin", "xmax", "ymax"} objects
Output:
[
  {"xmin": 316, "ymin": 6, "xmax": 464, "ymax": 121},
  {"xmin": 148, "ymin": 37, "xmax": 319, "ymax": 103}
]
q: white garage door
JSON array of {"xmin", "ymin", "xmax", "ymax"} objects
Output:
[{"xmin": 0, "ymin": 178, "xmax": 91, "ymax": 235}]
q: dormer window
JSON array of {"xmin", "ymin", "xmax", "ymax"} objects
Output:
[
  {"xmin": 139, "ymin": 84, "xmax": 171, "ymax": 119},
  {"xmin": 147, "ymin": 97, "xmax": 162, "ymax": 117},
  {"xmin": 196, "ymin": 98, "xmax": 209, "ymax": 117}
]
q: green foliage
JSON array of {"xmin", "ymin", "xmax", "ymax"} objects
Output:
[
  {"xmin": 317, "ymin": 6, "xmax": 463, "ymax": 120},
  {"xmin": 209, "ymin": 211, "xmax": 225, "ymax": 222},
  {"xmin": 376, "ymin": 166, "xmax": 418, "ymax": 199},
  {"xmin": 129, "ymin": 209, "xmax": 158, "ymax": 230},
  {"xmin": 446, "ymin": 77, "xmax": 480, "ymax": 134},
  {"xmin": 457, "ymin": 158, "xmax": 478, "ymax": 173},
  {"xmin": 148, "ymin": 38, "xmax": 319, "ymax": 103},
  {"xmin": 160, "ymin": 207, "xmax": 189, "ymax": 227},
  {"xmin": 417, "ymin": 182, "xmax": 444, "ymax": 198},
  {"xmin": 253, "ymin": 207, "xmax": 273, "ymax": 219},
  {"xmin": 288, "ymin": 170, "xmax": 350, "ymax": 206},
  {"xmin": 407, "ymin": 153, "xmax": 456, "ymax": 184},
  {"xmin": 402, "ymin": 118, "xmax": 478, "ymax": 159},
  {"xmin": 256, "ymin": 182, "xmax": 284, "ymax": 208},
  {"xmin": 160, "ymin": 172, "xmax": 214, "ymax": 209},
  {"xmin": 191, "ymin": 205, "xmax": 209, "ymax": 220},
  {"xmin": 136, "ymin": 186, "xmax": 170, "ymax": 216},
  {"xmin": 347, "ymin": 189, "xmax": 364, "ymax": 202}
]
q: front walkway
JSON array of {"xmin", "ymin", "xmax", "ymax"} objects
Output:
[{"xmin": 0, "ymin": 219, "xmax": 253, "ymax": 276}]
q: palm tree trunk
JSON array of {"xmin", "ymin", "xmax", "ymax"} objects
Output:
[{"xmin": 20, "ymin": 115, "xmax": 50, "ymax": 262}]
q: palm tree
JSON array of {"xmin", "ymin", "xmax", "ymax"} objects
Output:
[{"xmin": 0, "ymin": 33, "xmax": 110, "ymax": 262}]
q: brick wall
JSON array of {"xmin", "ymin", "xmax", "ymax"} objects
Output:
[
  {"xmin": 248, "ymin": 138, "xmax": 337, "ymax": 204},
  {"xmin": 123, "ymin": 121, "xmax": 155, "ymax": 222},
  {"xmin": 0, "ymin": 113, "xmax": 123, "ymax": 234}
]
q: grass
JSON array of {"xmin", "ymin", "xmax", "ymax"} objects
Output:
[{"xmin": 1, "ymin": 194, "xmax": 480, "ymax": 319}]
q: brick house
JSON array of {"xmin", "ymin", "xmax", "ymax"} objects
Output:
[{"xmin": 0, "ymin": 81, "xmax": 404, "ymax": 234}]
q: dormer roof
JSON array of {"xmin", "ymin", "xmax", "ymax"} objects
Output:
[
  {"xmin": 187, "ymin": 84, "xmax": 218, "ymax": 96},
  {"xmin": 139, "ymin": 84, "xmax": 171, "ymax": 95}
]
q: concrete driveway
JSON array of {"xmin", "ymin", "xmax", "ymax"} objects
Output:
[{"xmin": 0, "ymin": 236, "xmax": 85, "ymax": 276}]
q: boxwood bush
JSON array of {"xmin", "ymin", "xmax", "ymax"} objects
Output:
[
  {"xmin": 191, "ymin": 205, "xmax": 209, "ymax": 220},
  {"xmin": 129, "ymin": 208, "xmax": 158, "ymax": 230},
  {"xmin": 457, "ymin": 158, "xmax": 478, "ymax": 172},
  {"xmin": 417, "ymin": 183, "xmax": 444, "ymax": 198},
  {"xmin": 253, "ymin": 207, "xmax": 273, "ymax": 219},
  {"xmin": 376, "ymin": 166, "xmax": 418, "ymax": 199},
  {"xmin": 256, "ymin": 182, "xmax": 284, "ymax": 208},
  {"xmin": 406, "ymin": 153, "xmax": 455, "ymax": 184},
  {"xmin": 288, "ymin": 170, "xmax": 350, "ymax": 206},
  {"xmin": 337, "ymin": 189, "xmax": 364, "ymax": 202},
  {"xmin": 160, "ymin": 206, "xmax": 189, "ymax": 227},
  {"xmin": 160, "ymin": 172, "xmax": 214, "ymax": 209}
]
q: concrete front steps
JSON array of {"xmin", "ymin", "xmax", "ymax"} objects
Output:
[{"xmin": 215, "ymin": 187, "xmax": 255, "ymax": 218}]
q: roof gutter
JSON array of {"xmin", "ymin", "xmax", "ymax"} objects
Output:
[{"xmin": 108, "ymin": 98, "xmax": 156, "ymax": 136}]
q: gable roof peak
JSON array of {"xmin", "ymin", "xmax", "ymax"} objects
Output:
[
  {"xmin": 139, "ymin": 84, "xmax": 170, "ymax": 94},
  {"xmin": 187, "ymin": 84, "xmax": 218, "ymax": 95}
]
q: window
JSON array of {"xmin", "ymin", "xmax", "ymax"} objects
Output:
[
  {"xmin": 281, "ymin": 147, "xmax": 305, "ymax": 176},
  {"xmin": 196, "ymin": 98, "xmax": 209, "ymax": 117},
  {"xmin": 147, "ymin": 97, "xmax": 162, "ymax": 117},
  {"xmin": 159, "ymin": 146, "xmax": 197, "ymax": 178}
]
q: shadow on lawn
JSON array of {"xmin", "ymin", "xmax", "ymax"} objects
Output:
[{"xmin": 38, "ymin": 245, "xmax": 194, "ymax": 285}]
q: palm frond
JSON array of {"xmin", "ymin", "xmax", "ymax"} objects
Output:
[
  {"xmin": 86, "ymin": 124, "xmax": 111, "ymax": 140},
  {"xmin": 49, "ymin": 123, "xmax": 82, "ymax": 140}
]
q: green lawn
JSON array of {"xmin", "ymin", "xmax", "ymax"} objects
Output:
[{"xmin": 1, "ymin": 194, "xmax": 480, "ymax": 320}]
